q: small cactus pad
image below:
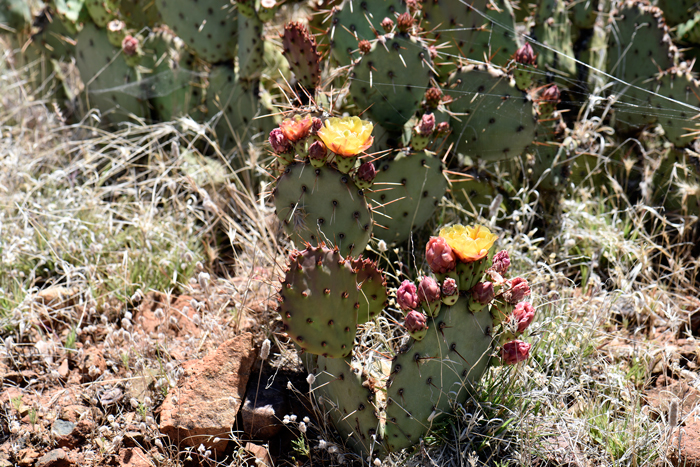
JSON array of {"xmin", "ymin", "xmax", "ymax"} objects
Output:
[
  {"xmin": 238, "ymin": 10, "xmax": 264, "ymax": 82},
  {"xmin": 119, "ymin": 0, "xmax": 160, "ymax": 29},
  {"xmin": 384, "ymin": 296, "xmax": 495, "ymax": 452},
  {"xmin": 158, "ymin": 0, "xmax": 238, "ymax": 64},
  {"xmin": 279, "ymin": 245, "xmax": 360, "ymax": 358},
  {"xmin": 74, "ymin": 22, "xmax": 148, "ymax": 125},
  {"xmin": 273, "ymin": 162, "xmax": 372, "ymax": 256},
  {"xmin": 445, "ymin": 64, "xmax": 536, "ymax": 161},
  {"xmin": 607, "ymin": 1, "xmax": 677, "ymax": 130},
  {"xmin": 349, "ymin": 33, "xmax": 433, "ymax": 131},
  {"xmin": 532, "ymin": 0, "xmax": 576, "ymax": 80},
  {"xmin": 367, "ymin": 151, "xmax": 447, "ymax": 245},
  {"xmin": 351, "ymin": 257, "xmax": 388, "ymax": 323},
  {"xmin": 282, "ymin": 21, "xmax": 322, "ymax": 91},
  {"xmin": 311, "ymin": 355, "xmax": 386, "ymax": 458},
  {"xmin": 327, "ymin": 0, "xmax": 404, "ymax": 66}
]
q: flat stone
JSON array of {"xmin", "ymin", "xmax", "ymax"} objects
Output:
[
  {"xmin": 36, "ymin": 449, "xmax": 71, "ymax": 467},
  {"xmin": 52, "ymin": 419, "xmax": 75, "ymax": 437},
  {"xmin": 669, "ymin": 418, "xmax": 700, "ymax": 467},
  {"xmin": 243, "ymin": 443, "xmax": 272, "ymax": 467},
  {"xmin": 53, "ymin": 419, "xmax": 94, "ymax": 449},
  {"xmin": 119, "ymin": 447, "xmax": 152, "ymax": 467},
  {"xmin": 159, "ymin": 333, "xmax": 256, "ymax": 453}
]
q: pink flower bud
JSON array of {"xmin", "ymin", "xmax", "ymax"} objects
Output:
[
  {"xmin": 503, "ymin": 277, "xmax": 530, "ymax": 304},
  {"xmin": 427, "ymin": 45, "xmax": 439, "ymax": 60},
  {"xmin": 404, "ymin": 310, "xmax": 427, "ymax": 333},
  {"xmin": 471, "ymin": 281, "xmax": 494, "ymax": 305},
  {"xmin": 501, "ymin": 340, "xmax": 530, "ymax": 365},
  {"xmin": 490, "ymin": 250, "xmax": 510, "ymax": 276},
  {"xmin": 269, "ymin": 128, "xmax": 292, "ymax": 154},
  {"xmin": 380, "ymin": 17, "xmax": 394, "ymax": 33},
  {"xmin": 308, "ymin": 140, "xmax": 327, "ymax": 161},
  {"xmin": 122, "ymin": 35, "xmax": 139, "ymax": 56},
  {"xmin": 441, "ymin": 277, "xmax": 458, "ymax": 297},
  {"xmin": 396, "ymin": 12, "xmax": 413, "ymax": 33},
  {"xmin": 425, "ymin": 237, "xmax": 456, "ymax": 274},
  {"xmin": 417, "ymin": 276, "xmax": 440, "ymax": 304},
  {"xmin": 356, "ymin": 161, "xmax": 376, "ymax": 183},
  {"xmin": 514, "ymin": 43, "xmax": 536, "ymax": 65},
  {"xmin": 396, "ymin": 280, "xmax": 419, "ymax": 311},
  {"xmin": 541, "ymin": 85, "xmax": 560, "ymax": 104},
  {"xmin": 436, "ymin": 121, "xmax": 450, "ymax": 136},
  {"xmin": 358, "ymin": 39, "xmax": 372, "ymax": 55},
  {"xmin": 311, "ymin": 117, "xmax": 323, "ymax": 133},
  {"xmin": 416, "ymin": 113, "xmax": 435, "ymax": 136},
  {"xmin": 512, "ymin": 301, "xmax": 535, "ymax": 332}
]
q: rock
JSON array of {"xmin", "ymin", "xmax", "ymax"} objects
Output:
[
  {"xmin": 119, "ymin": 447, "xmax": 152, "ymax": 467},
  {"xmin": 243, "ymin": 442, "xmax": 271, "ymax": 467},
  {"xmin": 17, "ymin": 447, "xmax": 40, "ymax": 467},
  {"xmin": 77, "ymin": 348, "xmax": 106, "ymax": 381},
  {"xmin": 57, "ymin": 360, "xmax": 70, "ymax": 379},
  {"xmin": 669, "ymin": 419, "xmax": 700, "ymax": 467},
  {"xmin": 53, "ymin": 419, "xmax": 94, "ymax": 449},
  {"xmin": 241, "ymin": 367, "xmax": 287, "ymax": 440},
  {"xmin": 159, "ymin": 333, "xmax": 256, "ymax": 453},
  {"xmin": 646, "ymin": 380, "xmax": 700, "ymax": 420},
  {"xmin": 36, "ymin": 449, "xmax": 71, "ymax": 467},
  {"xmin": 136, "ymin": 292, "xmax": 201, "ymax": 337},
  {"xmin": 35, "ymin": 287, "xmax": 79, "ymax": 308}
]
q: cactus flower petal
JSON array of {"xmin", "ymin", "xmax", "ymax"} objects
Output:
[
  {"xmin": 318, "ymin": 116, "xmax": 374, "ymax": 157},
  {"xmin": 438, "ymin": 224, "xmax": 498, "ymax": 263}
]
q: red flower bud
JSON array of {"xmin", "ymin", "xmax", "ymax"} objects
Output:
[
  {"xmin": 308, "ymin": 140, "xmax": 327, "ymax": 161},
  {"xmin": 396, "ymin": 12, "xmax": 414, "ymax": 33},
  {"xmin": 541, "ymin": 85, "xmax": 560, "ymax": 104},
  {"xmin": 441, "ymin": 277, "xmax": 458, "ymax": 297},
  {"xmin": 425, "ymin": 236, "xmax": 456, "ymax": 274},
  {"xmin": 501, "ymin": 340, "xmax": 530, "ymax": 365},
  {"xmin": 356, "ymin": 161, "xmax": 376, "ymax": 183},
  {"xmin": 396, "ymin": 280, "xmax": 419, "ymax": 311},
  {"xmin": 471, "ymin": 281, "xmax": 494, "ymax": 305},
  {"xmin": 490, "ymin": 250, "xmax": 510, "ymax": 276},
  {"xmin": 311, "ymin": 117, "xmax": 323, "ymax": 133},
  {"xmin": 358, "ymin": 39, "xmax": 372, "ymax": 55},
  {"xmin": 436, "ymin": 121, "xmax": 450, "ymax": 137},
  {"xmin": 417, "ymin": 276, "xmax": 441, "ymax": 304},
  {"xmin": 380, "ymin": 17, "xmax": 394, "ymax": 33},
  {"xmin": 425, "ymin": 87, "xmax": 443, "ymax": 109},
  {"xmin": 503, "ymin": 277, "xmax": 530, "ymax": 304},
  {"xmin": 269, "ymin": 128, "xmax": 292, "ymax": 153},
  {"xmin": 514, "ymin": 43, "xmax": 536, "ymax": 65},
  {"xmin": 512, "ymin": 301, "xmax": 535, "ymax": 333},
  {"xmin": 404, "ymin": 310, "xmax": 427, "ymax": 333},
  {"xmin": 122, "ymin": 35, "xmax": 139, "ymax": 56},
  {"xmin": 416, "ymin": 113, "xmax": 435, "ymax": 136}
]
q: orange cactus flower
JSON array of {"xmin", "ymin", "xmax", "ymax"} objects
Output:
[
  {"xmin": 317, "ymin": 116, "xmax": 374, "ymax": 157},
  {"xmin": 438, "ymin": 224, "xmax": 498, "ymax": 263},
  {"xmin": 279, "ymin": 115, "xmax": 313, "ymax": 142}
]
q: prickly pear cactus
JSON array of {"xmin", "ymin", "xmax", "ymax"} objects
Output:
[
  {"xmin": 74, "ymin": 22, "xmax": 148, "ymax": 125},
  {"xmin": 349, "ymin": 32, "xmax": 433, "ymax": 131},
  {"xmin": 351, "ymin": 257, "xmax": 388, "ymax": 323},
  {"xmin": 273, "ymin": 162, "xmax": 373, "ymax": 257},
  {"xmin": 157, "ymin": 0, "xmax": 238, "ymax": 64},
  {"xmin": 648, "ymin": 68, "xmax": 700, "ymax": 148},
  {"xmin": 311, "ymin": 355, "xmax": 386, "ymax": 457},
  {"xmin": 32, "ymin": 8, "xmax": 77, "ymax": 61},
  {"xmin": 118, "ymin": 0, "xmax": 159, "ymax": 29},
  {"xmin": 445, "ymin": 64, "xmax": 536, "ymax": 161},
  {"xmin": 366, "ymin": 151, "xmax": 447, "ymax": 245},
  {"xmin": 384, "ymin": 297, "xmax": 495, "ymax": 452},
  {"xmin": 279, "ymin": 245, "xmax": 360, "ymax": 358},
  {"xmin": 85, "ymin": 0, "xmax": 117, "ymax": 27},
  {"xmin": 531, "ymin": 0, "xmax": 576, "ymax": 81},
  {"xmin": 0, "ymin": 0, "xmax": 32, "ymax": 32},
  {"xmin": 652, "ymin": 148, "xmax": 700, "ymax": 216}
]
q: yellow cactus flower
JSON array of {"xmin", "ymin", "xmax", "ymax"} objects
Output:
[
  {"xmin": 317, "ymin": 116, "xmax": 374, "ymax": 157},
  {"xmin": 279, "ymin": 115, "xmax": 313, "ymax": 142},
  {"xmin": 438, "ymin": 224, "xmax": 498, "ymax": 263}
]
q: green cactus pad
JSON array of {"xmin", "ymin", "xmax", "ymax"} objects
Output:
[
  {"xmin": 569, "ymin": 0, "xmax": 598, "ymax": 30},
  {"xmin": 205, "ymin": 63, "xmax": 270, "ymax": 150},
  {"xmin": 274, "ymin": 162, "xmax": 373, "ymax": 257},
  {"xmin": 85, "ymin": 0, "xmax": 117, "ymax": 27},
  {"xmin": 677, "ymin": 11, "xmax": 700, "ymax": 45},
  {"xmin": 158, "ymin": 0, "xmax": 238, "ymax": 64},
  {"xmin": 118, "ymin": 0, "xmax": 159, "ymax": 29},
  {"xmin": 74, "ymin": 22, "xmax": 148, "ymax": 125},
  {"xmin": 648, "ymin": 69, "xmax": 700, "ymax": 148},
  {"xmin": 456, "ymin": 256, "xmax": 489, "ymax": 292},
  {"xmin": 280, "ymin": 245, "xmax": 360, "ymax": 357},
  {"xmin": 656, "ymin": 0, "xmax": 697, "ymax": 26},
  {"xmin": 238, "ymin": 11, "xmax": 264, "ymax": 83},
  {"xmin": 367, "ymin": 151, "xmax": 447, "ymax": 245},
  {"xmin": 532, "ymin": 0, "xmax": 576, "ymax": 80},
  {"xmin": 445, "ymin": 64, "xmax": 536, "ymax": 162},
  {"xmin": 351, "ymin": 257, "xmax": 388, "ymax": 323},
  {"xmin": 327, "ymin": 0, "xmax": 404, "ymax": 66},
  {"xmin": 384, "ymin": 296, "xmax": 495, "ymax": 452},
  {"xmin": 0, "ymin": 0, "xmax": 32, "ymax": 32},
  {"xmin": 311, "ymin": 355, "xmax": 386, "ymax": 457},
  {"xmin": 349, "ymin": 33, "xmax": 433, "ymax": 131},
  {"xmin": 141, "ymin": 29, "xmax": 205, "ymax": 122},
  {"xmin": 652, "ymin": 148, "xmax": 700, "ymax": 216},
  {"xmin": 32, "ymin": 8, "xmax": 77, "ymax": 61},
  {"xmin": 607, "ymin": 1, "xmax": 677, "ymax": 130},
  {"xmin": 420, "ymin": 0, "xmax": 519, "ymax": 72}
]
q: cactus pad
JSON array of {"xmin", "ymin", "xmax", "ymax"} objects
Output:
[
  {"xmin": 351, "ymin": 257, "xmax": 388, "ymax": 323},
  {"xmin": 282, "ymin": 21, "xmax": 321, "ymax": 92},
  {"xmin": 279, "ymin": 245, "xmax": 360, "ymax": 358},
  {"xmin": 445, "ymin": 64, "xmax": 536, "ymax": 161},
  {"xmin": 384, "ymin": 296, "xmax": 494, "ymax": 452},
  {"xmin": 367, "ymin": 151, "xmax": 447, "ymax": 245},
  {"xmin": 274, "ymin": 162, "xmax": 372, "ymax": 256}
]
